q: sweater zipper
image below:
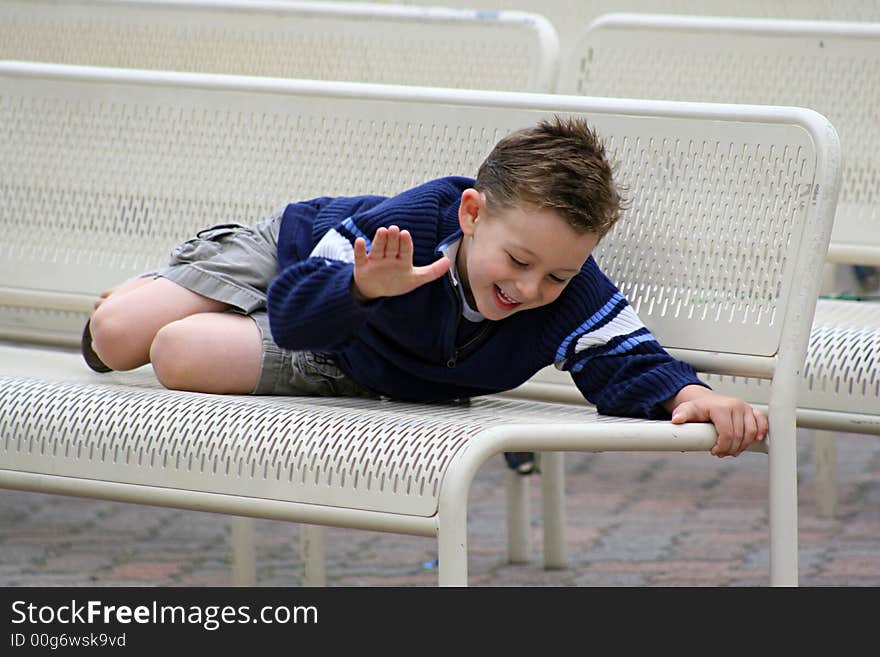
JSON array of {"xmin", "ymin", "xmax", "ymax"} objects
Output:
[
  {"xmin": 447, "ymin": 322, "xmax": 492, "ymax": 368},
  {"xmin": 446, "ymin": 274, "xmax": 464, "ymax": 367},
  {"xmin": 445, "ymin": 273, "xmax": 491, "ymax": 367}
]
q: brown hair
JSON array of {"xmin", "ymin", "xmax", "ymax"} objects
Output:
[{"xmin": 474, "ymin": 115, "xmax": 626, "ymax": 238}]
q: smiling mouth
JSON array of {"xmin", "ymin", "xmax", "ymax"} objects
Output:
[{"xmin": 494, "ymin": 285, "xmax": 521, "ymax": 309}]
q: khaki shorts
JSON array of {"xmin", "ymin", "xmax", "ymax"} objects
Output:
[{"xmin": 152, "ymin": 209, "xmax": 375, "ymax": 398}]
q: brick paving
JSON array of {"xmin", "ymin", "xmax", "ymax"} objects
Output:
[{"xmin": 0, "ymin": 428, "xmax": 877, "ymax": 587}]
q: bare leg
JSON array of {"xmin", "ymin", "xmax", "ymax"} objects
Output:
[
  {"xmin": 89, "ymin": 277, "xmax": 229, "ymax": 371},
  {"xmin": 82, "ymin": 277, "xmax": 158, "ymax": 372},
  {"xmin": 149, "ymin": 311, "xmax": 263, "ymax": 394},
  {"xmin": 92, "ymin": 276, "xmax": 154, "ymax": 311}
]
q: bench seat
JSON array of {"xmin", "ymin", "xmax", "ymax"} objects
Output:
[{"xmin": 0, "ymin": 343, "xmax": 708, "ymax": 525}]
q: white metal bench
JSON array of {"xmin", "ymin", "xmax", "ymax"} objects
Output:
[
  {"xmin": 0, "ymin": 0, "xmax": 559, "ymax": 92},
  {"xmin": 553, "ymin": 13, "xmax": 880, "ymax": 518},
  {"xmin": 378, "ymin": 0, "xmax": 880, "ymax": 64},
  {"xmin": 0, "ymin": 61, "xmax": 840, "ymax": 585}
]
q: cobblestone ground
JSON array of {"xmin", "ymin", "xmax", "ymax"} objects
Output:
[{"xmin": 1, "ymin": 429, "xmax": 878, "ymax": 587}]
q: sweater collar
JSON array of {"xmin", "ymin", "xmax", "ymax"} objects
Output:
[
  {"xmin": 437, "ymin": 177, "xmax": 469, "ymax": 248},
  {"xmin": 440, "ymin": 237, "xmax": 484, "ymax": 322}
]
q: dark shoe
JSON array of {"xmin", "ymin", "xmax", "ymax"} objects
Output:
[
  {"xmin": 81, "ymin": 320, "xmax": 112, "ymax": 372},
  {"xmin": 504, "ymin": 451, "xmax": 538, "ymax": 475},
  {"xmin": 853, "ymin": 265, "xmax": 879, "ymax": 294}
]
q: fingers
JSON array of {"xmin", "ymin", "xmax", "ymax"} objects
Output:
[
  {"xmin": 353, "ymin": 236, "xmax": 368, "ymax": 267},
  {"xmin": 388, "ymin": 226, "xmax": 403, "ymax": 259},
  {"xmin": 670, "ymin": 402, "xmax": 695, "ymax": 424},
  {"xmin": 353, "ymin": 226, "xmax": 440, "ymax": 299},
  {"xmin": 370, "ymin": 227, "xmax": 387, "ymax": 258},
  {"xmin": 734, "ymin": 406, "xmax": 766, "ymax": 456},
  {"xmin": 672, "ymin": 396, "xmax": 767, "ymax": 458},
  {"xmin": 757, "ymin": 410, "xmax": 769, "ymax": 442},
  {"xmin": 413, "ymin": 255, "xmax": 452, "ymax": 285},
  {"xmin": 93, "ymin": 288, "xmax": 116, "ymax": 311},
  {"xmin": 709, "ymin": 406, "xmax": 735, "ymax": 458},
  {"xmin": 743, "ymin": 410, "xmax": 759, "ymax": 447},
  {"xmin": 730, "ymin": 409, "xmax": 745, "ymax": 455},
  {"xmin": 711, "ymin": 405, "xmax": 766, "ymax": 458},
  {"xmin": 381, "ymin": 225, "xmax": 399, "ymax": 259},
  {"xmin": 398, "ymin": 228, "xmax": 414, "ymax": 261},
  {"xmin": 369, "ymin": 226, "xmax": 408, "ymax": 260},
  {"xmin": 671, "ymin": 400, "xmax": 737, "ymax": 456}
]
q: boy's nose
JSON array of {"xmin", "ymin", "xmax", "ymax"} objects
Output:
[{"xmin": 516, "ymin": 276, "xmax": 541, "ymax": 301}]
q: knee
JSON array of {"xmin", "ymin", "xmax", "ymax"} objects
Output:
[
  {"xmin": 89, "ymin": 303, "xmax": 141, "ymax": 371},
  {"xmin": 149, "ymin": 321, "xmax": 200, "ymax": 391}
]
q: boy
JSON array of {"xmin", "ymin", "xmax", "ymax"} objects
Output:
[{"xmin": 84, "ymin": 116, "xmax": 767, "ymax": 459}]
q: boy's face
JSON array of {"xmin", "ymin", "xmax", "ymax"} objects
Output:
[{"xmin": 457, "ymin": 189, "xmax": 600, "ymax": 321}]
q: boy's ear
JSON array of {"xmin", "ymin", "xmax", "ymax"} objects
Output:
[{"xmin": 458, "ymin": 188, "xmax": 484, "ymax": 236}]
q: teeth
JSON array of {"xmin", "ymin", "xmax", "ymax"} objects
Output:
[{"xmin": 498, "ymin": 287, "xmax": 518, "ymax": 304}]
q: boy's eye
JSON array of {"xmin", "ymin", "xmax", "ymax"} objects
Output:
[{"xmin": 509, "ymin": 253, "xmax": 567, "ymax": 283}]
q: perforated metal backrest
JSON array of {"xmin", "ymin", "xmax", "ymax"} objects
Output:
[
  {"xmin": 0, "ymin": 63, "xmax": 840, "ymax": 377},
  {"xmin": 384, "ymin": 0, "xmax": 880, "ymax": 60},
  {"xmin": 558, "ymin": 14, "xmax": 880, "ymax": 264},
  {"xmin": 0, "ymin": 0, "xmax": 558, "ymax": 92}
]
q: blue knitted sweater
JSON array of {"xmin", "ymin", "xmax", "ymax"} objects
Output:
[{"xmin": 267, "ymin": 176, "xmax": 706, "ymax": 418}]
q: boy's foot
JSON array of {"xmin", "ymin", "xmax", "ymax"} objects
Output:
[
  {"xmin": 504, "ymin": 451, "xmax": 538, "ymax": 475},
  {"xmin": 81, "ymin": 320, "xmax": 112, "ymax": 373},
  {"xmin": 853, "ymin": 265, "xmax": 880, "ymax": 294}
]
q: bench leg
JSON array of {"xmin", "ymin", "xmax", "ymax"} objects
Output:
[
  {"xmin": 300, "ymin": 525, "xmax": 327, "ymax": 587},
  {"xmin": 438, "ymin": 514, "xmax": 468, "ymax": 586},
  {"xmin": 506, "ymin": 470, "xmax": 531, "ymax": 563},
  {"xmin": 768, "ymin": 417, "xmax": 799, "ymax": 586},
  {"xmin": 818, "ymin": 262, "xmax": 838, "ymax": 295},
  {"xmin": 230, "ymin": 516, "xmax": 256, "ymax": 586},
  {"xmin": 813, "ymin": 429, "xmax": 838, "ymax": 518},
  {"xmin": 541, "ymin": 451, "xmax": 567, "ymax": 569}
]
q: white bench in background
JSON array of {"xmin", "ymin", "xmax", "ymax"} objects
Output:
[
  {"xmin": 551, "ymin": 13, "xmax": 880, "ymax": 518},
  {"xmin": 372, "ymin": 0, "xmax": 880, "ymax": 64},
  {"xmin": 0, "ymin": 61, "xmax": 840, "ymax": 585},
  {"xmin": 0, "ymin": 0, "xmax": 559, "ymax": 92}
]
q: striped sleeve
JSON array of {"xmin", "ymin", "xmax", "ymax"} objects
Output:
[
  {"xmin": 553, "ymin": 272, "xmax": 707, "ymax": 419},
  {"xmin": 267, "ymin": 215, "xmax": 382, "ymax": 351},
  {"xmin": 308, "ymin": 216, "xmax": 364, "ymax": 263}
]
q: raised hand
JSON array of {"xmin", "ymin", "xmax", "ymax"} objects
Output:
[{"xmin": 351, "ymin": 225, "xmax": 452, "ymax": 301}]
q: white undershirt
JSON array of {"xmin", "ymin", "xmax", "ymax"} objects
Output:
[{"xmin": 440, "ymin": 238, "xmax": 484, "ymax": 323}]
